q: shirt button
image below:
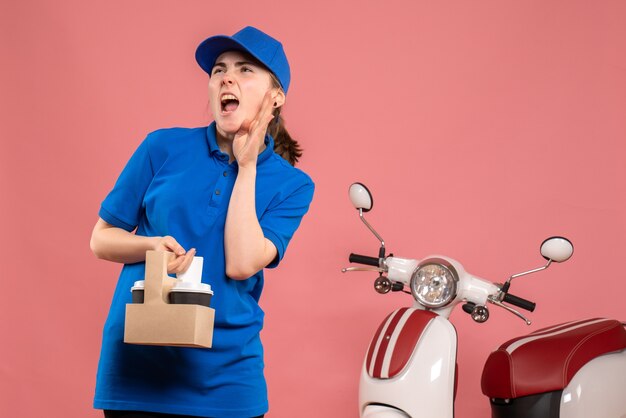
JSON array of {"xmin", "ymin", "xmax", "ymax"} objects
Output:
[
  {"xmin": 223, "ymin": 171, "xmax": 228, "ymax": 177},
  {"xmin": 215, "ymin": 190, "xmax": 221, "ymax": 195}
]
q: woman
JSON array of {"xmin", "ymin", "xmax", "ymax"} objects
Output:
[{"xmin": 90, "ymin": 26, "xmax": 314, "ymax": 418}]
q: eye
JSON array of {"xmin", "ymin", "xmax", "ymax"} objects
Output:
[
  {"xmin": 241, "ymin": 66, "xmax": 253, "ymax": 73},
  {"xmin": 211, "ymin": 67, "xmax": 224, "ymax": 75}
]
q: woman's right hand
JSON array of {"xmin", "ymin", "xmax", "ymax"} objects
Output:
[
  {"xmin": 151, "ymin": 236, "xmax": 197, "ymax": 275},
  {"xmin": 91, "ymin": 219, "xmax": 196, "ymax": 274}
]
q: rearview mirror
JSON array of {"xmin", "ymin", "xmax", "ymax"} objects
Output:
[
  {"xmin": 349, "ymin": 182, "xmax": 373, "ymax": 212},
  {"xmin": 540, "ymin": 237, "xmax": 574, "ymax": 263}
]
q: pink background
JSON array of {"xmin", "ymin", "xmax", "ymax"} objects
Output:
[{"xmin": 1, "ymin": 1, "xmax": 625, "ymax": 417}]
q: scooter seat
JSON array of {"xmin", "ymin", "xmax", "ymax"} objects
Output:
[{"xmin": 481, "ymin": 318, "xmax": 626, "ymax": 399}]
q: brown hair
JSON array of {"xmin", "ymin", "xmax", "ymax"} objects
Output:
[{"xmin": 268, "ymin": 73, "xmax": 302, "ymax": 166}]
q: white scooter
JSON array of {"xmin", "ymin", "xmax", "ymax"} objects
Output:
[{"xmin": 342, "ymin": 182, "xmax": 626, "ymax": 418}]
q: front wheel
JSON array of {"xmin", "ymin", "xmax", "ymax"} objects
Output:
[{"xmin": 362, "ymin": 405, "xmax": 411, "ymax": 418}]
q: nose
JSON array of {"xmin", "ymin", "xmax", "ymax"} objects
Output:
[{"xmin": 222, "ymin": 73, "xmax": 234, "ymax": 85}]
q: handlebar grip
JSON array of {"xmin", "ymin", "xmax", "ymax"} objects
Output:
[
  {"xmin": 349, "ymin": 253, "xmax": 380, "ymax": 267},
  {"xmin": 503, "ymin": 293, "xmax": 536, "ymax": 312}
]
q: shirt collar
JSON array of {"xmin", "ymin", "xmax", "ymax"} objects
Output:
[{"xmin": 205, "ymin": 122, "xmax": 275, "ymax": 165}]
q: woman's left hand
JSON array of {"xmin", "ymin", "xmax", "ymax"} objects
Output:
[{"xmin": 233, "ymin": 90, "xmax": 276, "ymax": 169}]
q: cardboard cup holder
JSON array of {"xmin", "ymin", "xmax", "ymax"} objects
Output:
[
  {"xmin": 124, "ymin": 251, "xmax": 215, "ymax": 348},
  {"xmin": 130, "ymin": 281, "xmax": 213, "ymax": 307}
]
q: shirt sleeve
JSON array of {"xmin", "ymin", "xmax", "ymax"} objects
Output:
[
  {"xmin": 260, "ymin": 179, "xmax": 315, "ymax": 268},
  {"xmin": 98, "ymin": 135, "xmax": 155, "ymax": 231}
]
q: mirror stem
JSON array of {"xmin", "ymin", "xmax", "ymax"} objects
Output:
[
  {"xmin": 501, "ymin": 259, "xmax": 552, "ymax": 293},
  {"xmin": 359, "ymin": 209, "xmax": 386, "ymax": 257}
]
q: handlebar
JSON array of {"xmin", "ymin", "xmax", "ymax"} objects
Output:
[
  {"xmin": 503, "ymin": 293, "xmax": 536, "ymax": 312},
  {"xmin": 349, "ymin": 253, "xmax": 380, "ymax": 267}
]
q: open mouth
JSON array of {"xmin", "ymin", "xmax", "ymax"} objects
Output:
[{"xmin": 220, "ymin": 93, "xmax": 239, "ymax": 114}]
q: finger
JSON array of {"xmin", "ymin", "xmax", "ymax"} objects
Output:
[
  {"xmin": 235, "ymin": 121, "xmax": 253, "ymax": 144},
  {"xmin": 262, "ymin": 113, "xmax": 275, "ymax": 127},
  {"xmin": 252, "ymin": 114, "xmax": 274, "ymax": 145},
  {"xmin": 248, "ymin": 91, "xmax": 272, "ymax": 133},
  {"xmin": 247, "ymin": 118, "xmax": 258, "ymax": 134},
  {"xmin": 162, "ymin": 236, "xmax": 186, "ymax": 256},
  {"xmin": 255, "ymin": 91, "xmax": 275, "ymax": 125},
  {"xmin": 177, "ymin": 248, "xmax": 197, "ymax": 274},
  {"xmin": 238, "ymin": 118, "xmax": 252, "ymax": 134},
  {"xmin": 249, "ymin": 97, "xmax": 275, "ymax": 142},
  {"xmin": 167, "ymin": 255, "xmax": 185, "ymax": 274}
]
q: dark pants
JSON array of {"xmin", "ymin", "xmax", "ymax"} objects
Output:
[{"xmin": 104, "ymin": 410, "xmax": 264, "ymax": 418}]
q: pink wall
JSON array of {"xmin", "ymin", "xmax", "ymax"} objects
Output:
[{"xmin": 2, "ymin": 1, "xmax": 625, "ymax": 417}]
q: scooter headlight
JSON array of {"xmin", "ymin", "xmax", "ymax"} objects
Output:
[{"xmin": 410, "ymin": 258, "xmax": 459, "ymax": 308}]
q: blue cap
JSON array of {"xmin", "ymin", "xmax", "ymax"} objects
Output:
[{"xmin": 195, "ymin": 26, "xmax": 291, "ymax": 93}]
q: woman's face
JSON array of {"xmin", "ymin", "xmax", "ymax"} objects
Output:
[{"xmin": 208, "ymin": 50, "xmax": 282, "ymax": 137}]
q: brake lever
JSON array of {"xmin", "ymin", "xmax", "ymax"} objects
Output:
[{"xmin": 487, "ymin": 296, "xmax": 532, "ymax": 325}]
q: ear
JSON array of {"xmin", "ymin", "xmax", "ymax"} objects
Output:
[{"xmin": 272, "ymin": 89, "xmax": 286, "ymax": 109}]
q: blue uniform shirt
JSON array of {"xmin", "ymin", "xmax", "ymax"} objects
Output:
[{"xmin": 94, "ymin": 123, "xmax": 314, "ymax": 417}]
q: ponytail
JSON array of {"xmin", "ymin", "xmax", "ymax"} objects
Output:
[
  {"xmin": 268, "ymin": 74, "xmax": 302, "ymax": 166},
  {"xmin": 268, "ymin": 109, "xmax": 302, "ymax": 166}
]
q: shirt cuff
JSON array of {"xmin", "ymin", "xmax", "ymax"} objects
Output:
[
  {"xmin": 261, "ymin": 228, "xmax": 284, "ymax": 269},
  {"xmin": 99, "ymin": 206, "xmax": 136, "ymax": 232}
]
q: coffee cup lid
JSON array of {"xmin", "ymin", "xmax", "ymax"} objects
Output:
[
  {"xmin": 131, "ymin": 280, "xmax": 145, "ymax": 292},
  {"xmin": 170, "ymin": 281, "xmax": 214, "ymax": 294}
]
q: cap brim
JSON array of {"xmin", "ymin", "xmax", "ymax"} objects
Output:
[
  {"xmin": 196, "ymin": 35, "xmax": 243, "ymax": 74},
  {"xmin": 195, "ymin": 35, "xmax": 270, "ymax": 79}
]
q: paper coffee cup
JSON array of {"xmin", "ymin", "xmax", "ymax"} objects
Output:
[
  {"xmin": 176, "ymin": 256, "xmax": 204, "ymax": 283},
  {"xmin": 130, "ymin": 280, "xmax": 145, "ymax": 303},
  {"xmin": 169, "ymin": 281, "xmax": 213, "ymax": 307}
]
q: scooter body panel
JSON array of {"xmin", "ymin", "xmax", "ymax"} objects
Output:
[
  {"xmin": 560, "ymin": 349, "xmax": 626, "ymax": 418},
  {"xmin": 362, "ymin": 405, "xmax": 410, "ymax": 417},
  {"xmin": 359, "ymin": 312, "xmax": 457, "ymax": 418}
]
